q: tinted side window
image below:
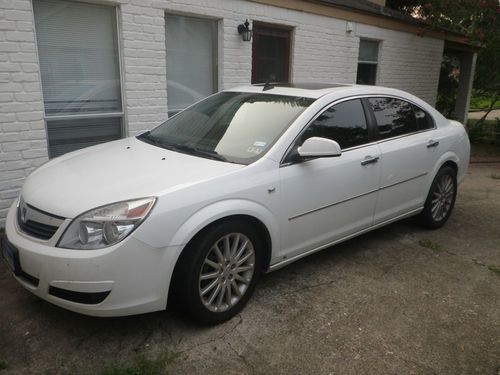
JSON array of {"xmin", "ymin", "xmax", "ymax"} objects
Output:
[
  {"xmin": 413, "ymin": 105, "xmax": 434, "ymax": 130},
  {"xmin": 300, "ymin": 99, "xmax": 369, "ymax": 149},
  {"xmin": 368, "ymin": 98, "xmax": 418, "ymax": 139}
]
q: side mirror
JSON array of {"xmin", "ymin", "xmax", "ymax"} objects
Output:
[{"xmin": 297, "ymin": 137, "xmax": 342, "ymax": 158}]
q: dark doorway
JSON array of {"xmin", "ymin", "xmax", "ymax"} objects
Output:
[{"xmin": 251, "ymin": 22, "xmax": 291, "ymax": 84}]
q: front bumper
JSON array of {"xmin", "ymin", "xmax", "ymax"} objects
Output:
[{"xmin": 3, "ymin": 202, "xmax": 180, "ymax": 317}]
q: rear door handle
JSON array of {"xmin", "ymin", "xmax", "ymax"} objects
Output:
[
  {"xmin": 361, "ymin": 155, "xmax": 379, "ymax": 166},
  {"xmin": 427, "ymin": 140, "xmax": 439, "ymax": 148}
]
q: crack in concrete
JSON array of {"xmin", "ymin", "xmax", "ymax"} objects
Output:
[
  {"xmin": 176, "ymin": 313, "xmax": 243, "ymax": 355},
  {"xmin": 283, "ymin": 277, "xmax": 343, "ymax": 295},
  {"xmin": 439, "ymin": 248, "xmax": 499, "ymax": 272},
  {"xmin": 224, "ymin": 337, "xmax": 258, "ymax": 375},
  {"xmin": 418, "ymin": 240, "xmax": 500, "ymax": 272}
]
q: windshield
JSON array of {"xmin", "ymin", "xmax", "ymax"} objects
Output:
[{"xmin": 137, "ymin": 91, "xmax": 314, "ymax": 164}]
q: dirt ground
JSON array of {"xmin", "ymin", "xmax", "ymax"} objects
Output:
[{"xmin": 0, "ymin": 163, "xmax": 499, "ymax": 375}]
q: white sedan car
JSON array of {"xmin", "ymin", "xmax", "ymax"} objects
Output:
[{"xmin": 2, "ymin": 83, "xmax": 470, "ymax": 324}]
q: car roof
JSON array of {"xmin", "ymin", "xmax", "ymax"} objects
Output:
[{"xmin": 225, "ymin": 82, "xmax": 415, "ymax": 100}]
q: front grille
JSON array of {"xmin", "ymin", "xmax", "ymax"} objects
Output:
[
  {"xmin": 17, "ymin": 198, "xmax": 65, "ymax": 240},
  {"xmin": 18, "ymin": 219, "xmax": 59, "ymax": 240}
]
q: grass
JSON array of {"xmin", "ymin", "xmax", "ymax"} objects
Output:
[
  {"xmin": 467, "ymin": 119, "xmax": 498, "ymax": 127},
  {"xmin": 466, "ymin": 119, "xmax": 500, "ymax": 146},
  {"xmin": 469, "ymin": 93, "xmax": 500, "ymax": 111},
  {"xmin": 418, "ymin": 239, "xmax": 442, "ymax": 252},
  {"xmin": 488, "ymin": 266, "xmax": 500, "ymax": 277},
  {"xmin": 0, "ymin": 360, "xmax": 8, "ymax": 371},
  {"xmin": 469, "ymin": 142, "xmax": 500, "ymax": 159},
  {"xmin": 100, "ymin": 353, "xmax": 178, "ymax": 375}
]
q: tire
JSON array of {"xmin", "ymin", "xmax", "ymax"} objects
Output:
[
  {"xmin": 170, "ymin": 220, "xmax": 263, "ymax": 325},
  {"xmin": 419, "ymin": 166, "xmax": 457, "ymax": 229}
]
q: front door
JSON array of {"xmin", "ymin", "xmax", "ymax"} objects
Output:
[
  {"xmin": 251, "ymin": 23, "xmax": 291, "ymax": 84},
  {"xmin": 279, "ymin": 99, "xmax": 381, "ymax": 260}
]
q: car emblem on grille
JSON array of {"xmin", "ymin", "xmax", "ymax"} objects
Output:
[{"xmin": 20, "ymin": 200, "xmax": 28, "ymax": 223}]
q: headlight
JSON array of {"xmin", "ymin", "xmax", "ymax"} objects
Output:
[{"xmin": 58, "ymin": 197, "xmax": 156, "ymax": 250}]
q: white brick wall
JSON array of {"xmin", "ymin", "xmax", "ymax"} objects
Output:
[
  {"xmin": 0, "ymin": 0, "xmax": 47, "ymax": 226},
  {"xmin": 0, "ymin": 0, "xmax": 445, "ymax": 226},
  {"xmin": 120, "ymin": 1, "xmax": 168, "ymax": 135},
  {"xmin": 357, "ymin": 23, "xmax": 444, "ymax": 104}
]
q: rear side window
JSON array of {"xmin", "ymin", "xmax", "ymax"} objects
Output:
[
  {"xmin": 300, "ymin": 99, "xmax": 369, "ymax": 149},
  {"xmin": 413, "ymin": 105, "xmax": 434, "ymax": 130},
  {"xmin": 368, "ymin": 97, "xmax": 418, "ymax": 139}
]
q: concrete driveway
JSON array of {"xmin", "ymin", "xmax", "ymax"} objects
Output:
[
  {"xmin": 468, "ymin": 109, "xmax": 500, "ymax": 121},
  {"xmin": 0, "ymin": 163, "xmax": 499, "ymax": 374}
]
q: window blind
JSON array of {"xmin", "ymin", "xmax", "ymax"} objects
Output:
[
  {"xmin": 165, "ymin": 15, "xmax": 218, "ymax": 115},
  {"xmin": 33, "ymin": 0, "xmax": 122, "ymax": 116},
  {"xmin": 33, "ymin": 0, "xmax": 123, "ymax": 157},
  {"xmin": 358, "ymin": 40, "xmax": 379, "ymax": 62}
]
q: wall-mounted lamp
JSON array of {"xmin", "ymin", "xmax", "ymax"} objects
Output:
[{"xmin": 237, "ymin": 19, "xmax": 252, "ymax": 42}]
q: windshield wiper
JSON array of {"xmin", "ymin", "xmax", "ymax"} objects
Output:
[
  {"xmin": 138, "ymin": 134, "xmax": 229, "ymax": 162},
  {"xmin": 137, "ymin": 131, "xmax": 164, "ymax": 147},
  {"xmin": 168, "ymin": 143, "xmax": 229, "ymax": 162}
]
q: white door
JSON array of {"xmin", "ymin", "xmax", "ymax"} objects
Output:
[
  {"xmin": 366, "ymin": 97, "xmax": 441, "ymax": 223},
  {"xmin": 278, "ymin": 99, "xmax": 381, "ymax": 260}
]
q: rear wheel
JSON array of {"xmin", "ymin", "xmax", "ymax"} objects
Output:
[
  {"xmin": 419, "ymin": 166, "xmax": 457, "ymax": 229},
  {"xmin": 171, "ymin": 220, "xmax": 263, "ymax": 324}
]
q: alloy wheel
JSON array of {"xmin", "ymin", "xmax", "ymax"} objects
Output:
[
  {"xmin": 198, "ymin": 233, "xmax": 255, "ymax": 312},
  {"xmin": 431, "ymin": 174, "xmax": 455, "ymax": 221}
]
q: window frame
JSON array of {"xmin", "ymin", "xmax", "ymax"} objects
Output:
[
  {"xmin": 356, "ymin": 38, "xmax": 380, "ymax": 85},
  {"xmin": 363, "ymin": 95, "xmax": 436, "ymax": 142},
  {"xmin": 33, "ymin": 3, "xmax": 126, "ymax": 158},
  {"xmin": 281, "ymin": 97, "xmax": 377, "ymax": 166},
  {"xmin": 280, "ymin": 95, "xmax": 436, "ymax": 167}
]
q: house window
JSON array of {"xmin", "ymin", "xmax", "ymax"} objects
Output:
[
  {"xmin": 251, "ymin": 22, "xmax": 291, "ymax": 84},
  {"xmin": 33, "ymin": 0, "xmax": 123, "ymax": 158},
  {"xmin": 356, "ymin": 39, "xmax": 379, "ymax": 85},
  {"xmin": 165, "ymin": 15, "xmax": 218, "ymax": 116}
]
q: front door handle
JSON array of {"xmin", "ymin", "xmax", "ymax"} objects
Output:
[
  {"xmin": 361, "ymin": 156, "xmax": 379, "ymax": 166},
  {"xmin": 427, "ymin": 139, "xmax": 439, "ymax": 148}
]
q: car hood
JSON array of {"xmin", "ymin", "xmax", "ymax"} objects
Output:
[{"xmin": 21, "ymin": 137, "xmax": 245, "ymax": 218}]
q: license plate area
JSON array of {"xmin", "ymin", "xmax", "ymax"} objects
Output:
[{"xmin": 1, "ymin": 235, "xmax": 21, "ymax": 276}]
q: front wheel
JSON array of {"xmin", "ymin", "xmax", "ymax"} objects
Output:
[
  {"xmin": 419, "ymin": 166, "xmax": 457, "ymax": 229},
  {"xmin": 171, "ymin": 220, "xmax": 263, "ymax": 324}
]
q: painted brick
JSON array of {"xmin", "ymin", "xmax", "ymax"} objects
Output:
[{"xmin": 0, "ymin": 0, "xmax": 46, "ymax": 226}]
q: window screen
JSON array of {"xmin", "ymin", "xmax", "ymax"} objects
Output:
[
  {"xmin": 356, "ymin": 39, "xmax": 379, "ymax": 85},
  {"xmin": 368, "ymin": 98, "xmax": 418, "ymax": 139},
  {"xmin": 33, "ymin": 0, "xmax": 123, "ymax": 157},
  {"xmin": 300, "ymin": 99, "xmax": 370, "ymax": 149},
  {"xmin": 165, "ymin": 15, "xmax": 218, "ymax": 116}
]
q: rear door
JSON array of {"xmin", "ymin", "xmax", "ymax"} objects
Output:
[{"xmin": 366, "ymin": 97, "xmax": 441, "ymax": 224}]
